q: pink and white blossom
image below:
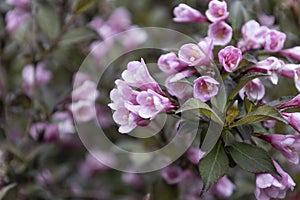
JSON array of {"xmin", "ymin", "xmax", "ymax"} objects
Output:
[
  {"xmin": 211, "ymin": 176, "xmax": 235, "ymax": 198},
  {"xmin": 280, "ymin": 46, "xmax": 300, "ymax": 62},
  {"xmin": 112, "ymin": 108, "xmax": 139, "ymax": 133},
  {"xmin": 260, "ymin": 134, "xmax": 300, "ymax": 164},
  {"xmin": 255, "ymin": 161, "xmax": 295, "ymax": 200},
  {"xmin": 198, "ymin": 37, "xmax": 214, "ymax": 62},
  {"xmin": 205, "ymin": 0, "xmax": 229, "ymax": 22},
  {"xmin": 264, "ymin": 30, "xmax": 286, "ymax": 53},
  {"xmin": 30, "ymin": 123, "xmax": 59, "ymax": 143},
  {"xmin": 71, "ymin": 100, "xmax": 96, "ymax": 122},
  {"xmin": 281, "ymin": 112, "xmax": 300, "ymax": 133},
  {"xmin": 218, "ymin": 45, "xmax": 242, "ymax": 72},
  {"xmin": 194, "ymin": 76, "xmax": 219, "ymax": 102},
  {"xmin": 161, "ymin": 164, "xmax": 185, "ymax": 185},
  {"xmin": 208, "ymin": 21, "xmax": 232, "ymax": 46},
  {"xmin": 178, "ymin": 43, "xmax": 206, "ymax": 66},
  {"xmin": 252, "ymin": 57, "xmax": 284, "ymax": 85},
  {"xmin": 158, "ymin": 52, "xmax": 188, "ymax": 74},
  {"xmin": 5, "ymin": 8, "xmax": 30, "ymax": 33},
  {"xmin": 173, "ymin": 3, "xmax": 207, "ymax": 23},
  {"xmin": 186, "ymin": 147, "xmax": 205, "ymax": 165},
  {"xmin": 121, "ymin": 59, "xmax": 161, "ymax": 92},
  {"xmin": 239, "ymin": 78, "xmax": 265, "ymax": 101},
  {"xmin": 277, "ymin": 94, "xmax": 300, "ymax": 109}
]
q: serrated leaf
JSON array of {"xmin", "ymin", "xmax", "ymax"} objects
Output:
[
  {"xmin": 0, "ymin": 183, "xmax": 16, "ymax": 199},
  {"xmin": 73, "ymin": 0, "xmax": 98, "ymax": 15},
  {"xmin": 228, "ymin": 73, "xmax": 268, "ymax": 101},
  {"xmin": 230, "ymin": 105, "xmax": 286, "ymax": 128},
  {"xmin": 59, "ymin": 27, "xmax": 96, "ymax": 46},
  {"xmin": 36, "ymin": 3, "xmax": 60, "ymax": 39},
  {"xmin": 177, "ymin": 98, "xmax": 223, "ymax": 124},
  {"xmin": 227, "ymin": 142, "xmax": 278, "ymax": 175},
  {"xmin": 199, "ymin": 140, "xmax": 229, "ymax": 193}
]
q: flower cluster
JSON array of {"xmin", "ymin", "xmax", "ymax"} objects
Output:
[
  {"xmin": 109, "ymin": 59, "xmax": 175, "ymax": 133},
  {"xmin": 109, "ymin": 0, "xmax": 300, "ymax": 199}
]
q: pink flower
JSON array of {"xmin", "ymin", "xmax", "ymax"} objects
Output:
[
  {"xmin": 127, "ymin": 89, "xmax": 173, "ymax": 119},
  {"xmin": 263, "ymin": 120, "xmax": 276, "ymax": 129},
  {"xmin": 158, "ymin": 52, "xmax": 188, "ymax": 74},
  {"xmin": 198, "ymin": 37, "xmax": 214, "ymax": 61},
  {"xmin": 211, "ymin": 176, "xmax": 235, "ymax": 198},
  {"xmin": 294, "ymin": 68, "xmax": 300, "ymax": 92},
  {"xmin": 281, "ymin": 112, "xmax": 300, "ymax": 133},
  {"xmin": 121, "ymin": 59, "xmax": 161, "ymax": 93},
  {"xmin": 278, "ymin": 64, "xmax": 299, "ymax": 79},
  {"xmin": 106, "ymin": 8, "xmax": 131, "ymax": 32},
  {"xmin": 208, "ymin": 21, "xmax": 232, "ymax": 46},
  {"xmin": 255, "ymin": 161, "xmax": 295, "ymax": 200},
  {"xmin": 178, "ymin": 43, "xmax": 208, "ymax": 66},
  {"xmin": 239, "ymin": 20, "xmax": 269, "ymax": 51},
  {"xmin": 239, "ymin": 78, "xmax": 265, "ymax": 101},
  {"xmin": 112, "ymin": 108, "xmax": 139, "ymax": 133},
  {"xmin": 186, "ymin": 147, "xmax": 205, "ymax": 165},
  {"xmin": 5, "ymin": 8, "xmax": 30, "ymax": 33},
  {"xmin": 72, "ymin": 80, "xmax": 99, "ymax": 102},
  {"xmin": 173, "ymin": 3, "xmax": 207, "ymax": 23},
  {"xmin": 258, "ymin": 13, "xmax": 275, "ymax": 27},
  {"xmin": 30, "ymin": 123, "xmax": 59, "ymax": 143},
  {"xmin": 89, "ymin": 40, "xmax": 113, "ymax": 63},
  {"xmin": 36, "ymin": 169, "xmax": 53, "ymax": 186},
  {"xmin": 205, "ymin": 0, "xmax": 229, "ymax": 22},
  {"xmin": 165, "ymin": 70, "xmax": 194, "ymax": 99},
  {"xmin": 52, "ymin": 111, "xmax": 74, "ymax": 137},
  {"xmin": 280, "ymin": 46, "xmax": 300, "ymax": 62},
  {"xmin": 71, "ymin": 100, "xmax": 96, "ymax": 122},
  {"xmin": 122, "ymin": 173, "xmax": 143, "ymax": 188},
  {"xmin": 252, "ymin": 57, "xmax": 284, "ymax": 85},
  {"xmin": 161, "ymin": 164, "xmax": 185, "ymax": 184},
  {"xmin": 260, "ymin": 134, "xmax": 300, "ymax": 164},
  {"xmin": 22, "ymin": 63, "xmax": 52, "ymax": 87},
  {"xmin": 264, "ymin": 30, "xmax": 286, "ymax": 53},
  {"xmin": 218, "ymin": 45, "xmax": 242, "ymax": 72},
  {"xmin": 6, "ymin": 0, "xmax": 29, "ymax": 9},
  {"xmin": 194, "ymin": 76, "xmax": 219, "ymax": 102},
  {"xmin": 277, "ymin": 94, "xmax": 300, "ymax": 109}
]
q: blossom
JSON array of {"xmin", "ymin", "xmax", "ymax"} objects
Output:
[
  {"xmin": 30, "ymin": 123, "xmax": 59, "ymax": 142},
  {"xmin": 71, "ymin": 100, "xmax": 96, "ymax": 122},
  {"xmin": 264, "ymin": 30, "xmax": 286, "ymax": 53},
  {"xmin": 6, "ymin": 0, "xmax": 29, "ymax": 8},
  {"xmin": 281, "ymin": 112, "xmax": 300, "ymax": 133},
  {"xmin": 22, "ymin": 63, "xmax": 52, "ymax": 87},
  {"xmin": 198, "ymin": 37, "xmax": 214, "ymax": 61},
  {"xmin": 255, "ymin": 161, "xmax": 295, "ymax": 200},
  {"xmin": 5, "ymin": 8, "xmax": 30, "ymax": 33},
  {"xmin": 252, "ymin": 57, "xmax": 284, "ymax": 85},
  {"xmin": 258, "ymin": 13, "xmax": 275, "ymax": 27},
  {"xmin": 208, "ymin": 21, "xmax": 232, "ymax": 46},
  {"xmin": 294, "ymin": 68, "xmax": 300, "ymax": 91},
  {"xmin": 218, "ymin": 45, "xmax": 243, "ymax": 72},
  {"xmin": 211, "ymin": 176, "xmax": 235, "ymax": 198},
  {"xmin": 158, "ymin": 52, "xmax": 188, "ymax": 74},
  {"xmin": 280, "ymin": 46, "xmax": 300, "ymax": 62},
  {"xmin": 112, "ymin": 108, "xmax": 139, "ymax": 133},
  {"xmin": 161, "ymin": 164, "xmax": 185, "ymax": 184},
  {"xmin": 205, "ymin": 0, "xmax": 229, "ymax": 22},
  {"xmin": 127, "ymin": 89, "xmax": 174, "ymax": 119},
  {"xmin": 178, "ymin": 43, "xmax": 207, "ymax": 66},
  {"xmin": 277, "ymin": 94, "xmax": 300, "ymax": 109},
  {"xmin": 239, "ymin": 78, "xmax": 265, "ymax": 101},
  {"xmin": 260, "ymin": 134, "xmax": 300, "ymax": 164},
  {"xmin": 121, "ymin": 59, "xmax": 161, "ymax": 92},
  {"xmin": 173, "ymin": 3, "xmax": 207, "ymax": 23},
  {"xmin": 239, "ymin": 20, "xmax": 269, "ymax": 51},
  {"xmin": 165, "ymin": 70, "xmax": 194, "ymax": 99},
  {"xmin": 186, "ymin": 147, "xmax": 205, "ymax": 165},
  {"xmin": 194, "ymin": 76, "xmax": 219, "ymax": 102}
]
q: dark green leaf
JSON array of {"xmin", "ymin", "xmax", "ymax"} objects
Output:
[
  {"xmin": 244, "ymin": 95, "xmax": 257, "ymax": 113},
  {"xmin": 228, "ymin": 73, "xmax": 268, "ymax": 101},
  {"xmin": 242, "ymin": 53, "xmax": 258, "ymax": 64},
  {"xmin": 177, "ymin": 98, "xmax": 223, "ymax": 124},
  {"xmin": 59, "ymin": 27, "xmax": 96, "ymax": 46},
  {"xmin": 36, "ymin": 3, "xmax": 60, "ymax": 39},
  {"xmin": 229, "ymin": 1, "xmax": 245, "ymax": 31},
  {"xmin": 223, "ymin": 130, "xmax": 235, "ymax": 146},
  {"xmin": 227, "ymin": 142, "xmax": 278, "ymax": 175},
  {"xmin": 73, "ymin": 0, "xmax": 98, "ymax": 15},
  {"xmin": 236, "ymin": 124, "xmax": 253, "ymax": 140},
  {"xmin": 230, "ymin": 105, "xmax": 286, "ymax": 128},
  {"xmin": 199, "ymin": 140, "xmax": 229, "ymax": 193}
]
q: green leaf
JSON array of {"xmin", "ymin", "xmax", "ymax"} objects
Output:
[
  {"xmin": 177, "ymin": 98, "xmax": 223, "ymax": 124},
  {"xmin": 152, "ymin": 179, "xmax": 178, "ymax": 200},
  {"xmin": 36, "ymin": 3, "xmax": 60, "ymax": 39},
  {"xmin": 199, "ymin": 140, "xmax": 229, "ymax": 193},
  {"xmin": 228, "ymin": 73, "xmax": 268, "ymax": 101},
  {"xmin": 230, "ymin": 105, "xmax": 286, "ymax": 128},
  {"xmin": 0, "ymin": 183, "xmax": 16, "ymax": 199},
  {"xmin": 244, "ymin": 95, "xmax": 257, "ymax": 114},
  {"xmin": 227, "ymin": 142, "xmax": 278, "ymax": 175},
  {"xmin": 73, "ymin": 0, "xmax": 99, "ymax": 15},
  {"xmin": 59, "ymin": 27, "xmax": 96, "ymax": 46}
]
